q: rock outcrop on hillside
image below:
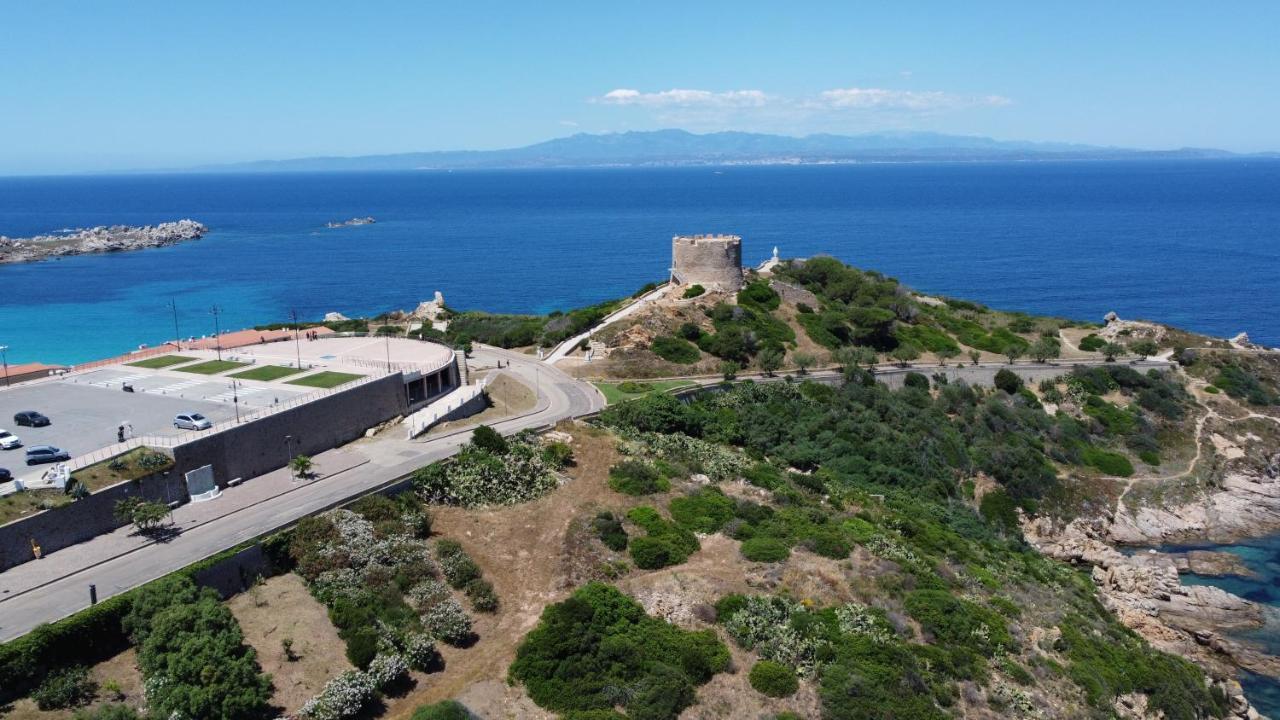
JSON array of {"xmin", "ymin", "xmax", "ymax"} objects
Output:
[{"xmin": 0, "ymin": 220, "xmax": 208, "ymax": 264}]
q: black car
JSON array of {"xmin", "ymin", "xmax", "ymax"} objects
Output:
[
  {"xmin": 0, "ymin": 468, "xmax": 11, "ymax": 482},
  {"xmin": 13, "ymin": 411, "xmax": 51, "ymax": 427},
  {"xmin": 25, "ymin": 445, "xmax": 70, "ymax": 465}
]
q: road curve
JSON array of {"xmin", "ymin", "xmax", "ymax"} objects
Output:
[{"xmin": 0, "ymin": 346, "xmax": 602, "ymax": 641}]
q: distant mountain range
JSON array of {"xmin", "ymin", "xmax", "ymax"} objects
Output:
[{"xmin": 192, "ymin": 130, "xmax": 1279, "ymax": 173}]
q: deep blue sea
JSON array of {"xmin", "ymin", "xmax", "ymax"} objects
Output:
[{"xmin": 1, "ymin": 161, "xmax": 1277, "ymax": 365}]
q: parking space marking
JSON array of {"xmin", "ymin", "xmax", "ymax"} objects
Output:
[
  {"xmin": 150, "ymin": 379, "xmax": 205, "ymax": 395},
  {"xmin": 206, "ymin": 386, "xmax": 268, "ymax": 402}
]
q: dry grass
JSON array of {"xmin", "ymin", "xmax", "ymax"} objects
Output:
[
  {"xmin": 1, "ymin": 649, "xmax": 144, "ymax": 720},
  {"xmin": 226, "ymin": 573, "xmax": 354, "ymax": 716}
]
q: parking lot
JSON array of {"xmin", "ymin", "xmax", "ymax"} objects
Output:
[{"xmin": 0, "ymin": 381, "xmax": 234, "ymax": 470}]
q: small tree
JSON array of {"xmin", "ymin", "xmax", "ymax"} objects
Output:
[
  {"xmin": 1128, "ymin": 339, "xmax": 1159, "ymax": 359},
  {"xmin": 968, "ymin": 349, "xmax": 982, "ymax": 366},
  {"xmin": 290, "ymin": 454, "xmax": 314, "ymax": 479},
  {"xmin": 891, "ymin": 345, "xmax": 920, "ymax": 367},
  {"xmin": 720, "ymin": 360, "xmax": 740, "ymax": 382},
  {"xmin": 792, "ymin": 352, "xmax": 816, "ymax": 375},
  {"xmin": 1003, "ymin": 345, "xmax": 1025, "ymax": 365},
  {"xmin": 935, "ymin": 347, "xmax": 959, "ymax": 367},
  {"xmin": 757, "ymin": 347, "xmax": 783, "ymax": 377},
  {"xmin": 118, "ymin": 499, "xmax": 168, "ymax": 535},
  {"xmin": 471, "ymin": 425, "xmax": 508, "ymax": 454},
  {"xmin": 1102, "ymin": 342, "xmax": 1125, "ymax": 362},
  {"xmin": 1029, "ymin": 337, "xmax": 1060, "ymax": 364}
]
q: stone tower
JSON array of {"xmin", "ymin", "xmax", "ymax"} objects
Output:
[{"xmin": 670, "ymin": 234, "xmax": 744, "ymax": 292}]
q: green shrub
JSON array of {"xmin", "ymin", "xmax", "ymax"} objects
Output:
[
  {"xmin": 903, "ymin": 372, "xmax": 930, "ymax": 390},
  {"xmin": 32, "ymin": 665, "xmax": 97, "ymax": 710},
  {"xmin": 714, "ymin": 594, "xmax": 748, "ymax": 622},
  {"xmin": 1081, "ymin": 446, "xmax": 1135, "ymax": 477},
  {"xmin": 411, "ymin": 700, "xmax": 471, "ymax": 720},
  {"xmin": 510, "ymin": 583, "xmax": 729, "ymax": 719},
  {"xmin": 904, "ymin": 589, "xmax": 1012, "ymax": 655},
  {"xmin": 1204, "ymin": 385, "xmax": 1220, "ymax": 394},
  {"xmin": 542, "ymin": 441, "xmax": 575, "ymax": 468},
  {"xmin": 677, "ymin": 322, "xmax": 704, "ymax": 341},
  {"xmin": 592, "ymin": 511, "xmax": 629, "ymax": 551},
  {"xmin": 979, "ymin": 490, "xmax": 1019, "ymax": 532},
  {"xmin": 749, "ymin": 660, "xmax": 799, "ymax": 697},
  {"xmin": 994, "ymin": 368, "xmax": 1023, "ymax": 394},
  {"xmin": 738, "ymin": 281, "xmax": 781, "ymax": 310},
  {"xmin": 1139, "ymin": 450, "xmax": 1161, "ymax": 466},
  {"xmin": 471, "ymin": 425, "xmax": 509, "ymax": 454},
  {"xmin": 682, "ymin": 284, "xmax": 706, "ymax": 299},
  {"xmin": 617, "ymin": 381, "xmax": 655, "ymax": 394},
  {"xmin": 344, "ymin": 627, "xmax": 379, "ymax": 669},
  {"xmin": 1079, "ymin": 334, "xmax": 1106, "ymax": 352},
  {"xmin": 627, "ymin": 507, "xmax": 699, "ymax": 569},
  {"xmin": 651, "ymin": 336, "xmax": 701, "ymax": 364},
  {"xmin": 740, "ymin": 537, "xmax": 790, "ymax": 562},
  {"xmin": 608, "ymin": 460, "xmax": 669, "ymax": 495},
  {"xmin": 465, "ymin": 579, "xmax": 499, "ymax": 613},
  {"xmin": 669, "ymin": 487, "xmax": 736, "ymax": 533}
]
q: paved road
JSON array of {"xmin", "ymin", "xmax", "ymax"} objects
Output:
[
  {"xmin": 0, "ymin": 346, "xmax": 603, "ymax": 641},
  {"xmin": 544, "ymin": 283, "xmax": 670, "ymax": 364}
]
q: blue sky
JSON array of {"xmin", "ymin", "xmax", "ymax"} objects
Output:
[{"xmin": 2, "ymin": 1, "xmax": 1278, "ymax": 173}]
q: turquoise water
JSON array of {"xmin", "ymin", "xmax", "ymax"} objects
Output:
[
  {"xmin": 1164, "ymin": 537, "xmax": 1280, "ymax": 714},
  {"xmin": 1, "ymin": 160, "xmax": 1279, "ymax": 364}
]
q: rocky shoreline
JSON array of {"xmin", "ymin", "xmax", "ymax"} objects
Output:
[
  {"xmin": 0, "ymin": 220, "xmax": 208, "ymax": 264},
  {"xmin": 1027, "ymin": 514, "xmax": 1274, "ymax": 718}
]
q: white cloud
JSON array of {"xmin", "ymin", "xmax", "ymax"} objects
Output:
[
  {"xmin": 816, "ymin": 87, "xmax": 1012, "ymax": 111},
  {"xmin": 597, "ymin": 88, "xmax": 771, "ymax": 108},
  {"xmin": 593, "ymin": 86, "xmax": 1011, "ymax": 116}
]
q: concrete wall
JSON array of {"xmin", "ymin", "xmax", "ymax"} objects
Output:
[
  {"xmin": 671, "ymin": 235, "xmax": 744, "ymax": 291},
  {"xmin": 0, "ymin": 470, "xmax": 187, "ymax": 572},
  {"xmin": 172, "ymin": 372, "xmax": 409, "ymax": 486}
]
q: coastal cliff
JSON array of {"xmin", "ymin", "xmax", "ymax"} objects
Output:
[{"xmin": 0, "ymin": 219, "xmax": 207, "ymax": 264}]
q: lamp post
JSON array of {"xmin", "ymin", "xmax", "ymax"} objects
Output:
[
  {"xmin": 385, "ymin": 335, "xmax": 392, "ymax": 373},
  {"xmin": 284, "ymin": 435, "xmax": 294, "ymax": 480},
  {"xmin": 170, "ymin": 298, "xmax": 181, "ymax": 350},
  {"xmin": 230, "ymin": 379, "xmax": 241, "ymax": 423},
  {"xmin": 0, "ymin": 345, "xmax": 8, "ymax": 387},
  {"xmin": 290, "ymin": 308, "xmax": 303, "ymax": 369},
  {"xmin": 210, "ymin": 305, "xmax": 223, "ymax": 361}
]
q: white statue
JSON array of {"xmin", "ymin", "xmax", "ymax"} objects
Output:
[{"xmin": 772, "ymin": 246, "xmax": 779, "ymax": 260}]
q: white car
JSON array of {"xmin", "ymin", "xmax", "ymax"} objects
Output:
[
  {"xmin": 174, "ymin": 413, "xmax": 212, "ymax": 431},
  {"xmin": 0, "ymin": 429, "xmax": 21, "ymax": 450}
]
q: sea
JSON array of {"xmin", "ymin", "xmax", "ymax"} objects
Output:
[
  {"xmin": 3, "ymin": 160, "xmax": 1280, "ymax": 708},
  {"xmin": 0, "ymin": 160, "xmax": 1277, "ymax": 366}
]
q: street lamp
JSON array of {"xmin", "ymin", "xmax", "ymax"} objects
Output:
[
  {"xmin": 229, "ymin": 379, "xmax": 241, "ymax": 423},
  {"xmin": 0, "ymin": 345, "xmax": 8, "ymax": 387},
  {"xmin": 170, "ymin": 298, "xmax": 181, "ymax": 350},
  {"xmin": 290, "ymin": 308, "xmax": 303, "ymax": 369},
  {"xmin": 210, "ymin": 305, "xmax": 223, "ymax": 361}
]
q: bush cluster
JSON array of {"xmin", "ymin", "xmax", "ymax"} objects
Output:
[
  {"xmin": 749, "ymin": 660, "xmax": 799, "ymax": 698},
  {"xmin": 32, "ymin": 665, "xmax": 97, "ymax": 710},
  {"xmin": 125, "ymin": 576, "xmax": 272, "ymax": 720},
  {"xmin": 650, "ymin": 335, "xmax": 701, "ymax": 364},
  {"xmin": 626, "ymin": 506, "xmax": 700, "ymax": 569},
  {"xmin": 607, "ymin": 460, "xmax": 670, "ymax": 495},
  {"xmin": 435, "ymin": 539, "xmax": 499, "ymax": 613},
  {"xmin": 411, "ymin": 700, "xmax": 472, "ymax": 720},
  {"xmin": 510, "ymin": 583, "xmax": 729, "ymax": 719},
  {"xmin": 413, "ymin": 430, "xmax": 559, "ymax": 507},
  {"xmin": 592, "ymin": 511, "xmax": 629, "ymax": 551}
]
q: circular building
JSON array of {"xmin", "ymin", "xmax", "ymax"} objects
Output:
[{"xmin": 670, "ymin": 234, "xmax": 744, "ymax": 292}]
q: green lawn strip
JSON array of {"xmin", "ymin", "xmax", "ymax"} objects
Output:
[
  {"xmin": 285, "ymin": 371, "xmax": 365, "ymax": 389},
  {"xmin": 229, "ymin": 365, "xmax": 306, "ymax": 382},
  {"xmin": 594, "ymin": 379, "xmax": 695, "ymax": 405},
  {"xmin": 125, "ymin": 354, "xmax": 198, "ymax": 369},
  {"xmin": 174, "ymin": 359, "xmax": 250, "ymax": 375}
]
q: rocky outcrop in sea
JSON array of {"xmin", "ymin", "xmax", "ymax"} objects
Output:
[{"xmin": 0, "ymin": 220, "xmax": 207, "ymax": 264}]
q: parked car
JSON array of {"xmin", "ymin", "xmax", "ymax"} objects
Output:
[
  {"xmin": 174, "ymin": 412, "xmax": 212, "ymax": 431},
  {"xmin": 0, "ymin": 429, "xmax": 20, "ymax": 449},
  {"xmin": 25, "ymin": 445, "xmax": 70, "ymax": 466},
  {"xmin": 0, "ymin": 468, "xmax": 11, "ymax": 482},
  {"xmin": 13, "ymin": 411, "xmax": 51, "ymax": 427}
]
